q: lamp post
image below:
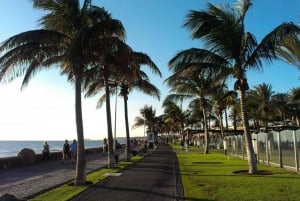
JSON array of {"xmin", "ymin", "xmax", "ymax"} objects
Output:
[
  {"xmin": 143, "ymin": 113, "xmax": 146, "ymax": 140},
  {"xmin": 113, "ymin": 87, "xmax": 117, "ymax": 153}
]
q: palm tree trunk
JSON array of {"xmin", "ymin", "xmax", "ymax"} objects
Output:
[
  {"xmin": 104, "ymin": 78, "xmax": 115, "ymax": 168},
  {"xmin": 239, "ymin": 88, "xmax": 257, "ymax": 173},
  {"xmin": 74, "ymin": 76, "xmax": 86, "ymax": 185},
  {"xmin": 123, "ymin": 95, "xmax": 131, "ymax": 162},
  {"xmin": 218, "ymin": 111, "xmax": 225, "ymax": 140},
  {"xmin": 233, "ymin": 109, "xmax": 237, "ymax": 131},
  {"xmin": 224, "ymin": 109, "xmax": 229, "ymax": 131},
  {"xmin": 202, "ymin": 107, "xmax": 209, "ymax": 154}
]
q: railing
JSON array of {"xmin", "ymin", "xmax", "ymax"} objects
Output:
[{"xmin": 226, "ymin": 127, "xmax": 300, "ymax": 172}]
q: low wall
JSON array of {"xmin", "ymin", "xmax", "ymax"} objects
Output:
[{"xmin": 0, "ymin": 147, "xmax": 103, "ymax": 170}]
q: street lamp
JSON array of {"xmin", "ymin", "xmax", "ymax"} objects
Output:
[
  {"xmin": 143, "ymin": 113, "xmax": 146, "ymax": 140},
  {"xmin": 113, "ymin": 86, "xmax": 118, "ymax": 153}
]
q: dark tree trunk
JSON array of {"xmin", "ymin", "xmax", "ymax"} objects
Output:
[
  {"xmin": 104, "ymin": 77, "xmax": 115, "ymax": 168},
  {"xmin": 239, "ymin": 88, "xmax": 257, "ymax": 173},
  {"xmin": 123, "ymin": 94, "xmax": 131, "ymax": 162},
  {"xmin": 202, "ymin": 107, "xmax": 209, "ymax": 154},
  {"xmin": 74, "ymin": 75, "xmax": 86, "ymax": 185}
]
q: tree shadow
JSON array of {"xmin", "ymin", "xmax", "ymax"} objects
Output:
[{"xmin": 192, "ymin": 162, "xmax": 223, "ymax": 165}]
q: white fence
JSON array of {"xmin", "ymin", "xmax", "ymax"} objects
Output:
[{"xmin": 226, "ymin": 127, "xmax": 300, "ymax": 172}]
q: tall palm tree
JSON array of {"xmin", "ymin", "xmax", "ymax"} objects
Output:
[
  {"xmin": 0, "ymin": 0, "xmax": 124, "ymax": 184},
  {"xmin": 170, "ymin": 0, "xmax": 299, "ymax": 173},
  {"xmin": 118, "ymin": 54, "xmax": 161, "ymax": 161},
  {"xmin": 82, "ymin": 16, "xmax": 127, "ymax": 168},
  {"xmin": 90, "ymin": 49, "xmax": 161, "ymax": 162}
]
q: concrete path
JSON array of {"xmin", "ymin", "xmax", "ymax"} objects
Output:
[{"xmin": 70, "ymin": 144, "xmax": 184, "ymax": 201}]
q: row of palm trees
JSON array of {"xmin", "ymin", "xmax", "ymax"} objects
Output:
[
  {"xmin": 136, "ymin": 84, "xmax": 300, "ymax": 148},
  {"xmin": 0, "ymin": 0, "xmax": 298, "ymax": 184},
  {"xmin": 165, "ymin": 0, "xmax": 300, "ymax": 174},
  {"xmin": 0, "ymin": 0, "xmax": 161, "ymax": 186},
  {"xmin": 134, "ymin": 0, "xmax": 300, "ymax": 175}
]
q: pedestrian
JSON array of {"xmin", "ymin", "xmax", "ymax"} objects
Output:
[
  {"xmin": 70, "ymin": 139, "xmax": 77, "ymax": 163},
  {"xmin": 62, "ymin": 139, "xmax": 70, "ymax": 163},
  {"xmin": 180, "ymin": 140, "xmax": 184, "ymax": 151},
  {"xmin": 42, "ymin": 141, "xmax": 50, "ymax": 160},
  {"xmin": 103, "ymin": 138, "xmax": 108, "ymax": 156},
  {"xmin": 223, "ymin": 138, "xmax": 228, "ymax": 155}
]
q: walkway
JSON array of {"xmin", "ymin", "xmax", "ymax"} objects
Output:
[{"xmin": 70, "ymin": 144, "xmax": 184, "ymax": 201}]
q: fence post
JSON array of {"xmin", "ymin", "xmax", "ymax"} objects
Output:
[
  {"xmin": 293, "ymin": 130, "xmax": 299, "ymax": 172},
  {"xmin": 278, "ymin": 131, "xmax": 283, "ymax": 168},
  {"xmin": 266, "ymin": 132, "xmax": 271, "ymax": 165}
]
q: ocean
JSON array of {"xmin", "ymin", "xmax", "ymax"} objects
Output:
[{"xmin": 0, "ymin": 138, "xmax": 126, "ymax": 158}]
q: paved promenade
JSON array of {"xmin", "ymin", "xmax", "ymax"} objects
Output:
[{"xmin": 0, "ymin": 144, "xmax": 184, "ymax": 201}]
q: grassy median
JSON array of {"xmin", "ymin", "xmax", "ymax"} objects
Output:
[
  {"xmin": 29, "ymin": 156, "xmax": 142, "ymax": 201},
  {"xmin": 176, "ymin": 150, "xmax": 300, "ymax": 201}
]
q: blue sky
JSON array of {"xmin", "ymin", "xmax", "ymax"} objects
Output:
[{"xmin": 0, "ymin": 0, "xmax": 299, "ymax": 140}]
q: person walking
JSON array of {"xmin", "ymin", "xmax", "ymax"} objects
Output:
[
  {"xmin": 62, "ymin": 140, "xmax": 70, "ymax": 163},
  {"xmin": 70, "ymin": 139, "xmax": 77, "ymax": 163},
  {"xmin": 103, "ymin": 138, "xmax": 108, "ymax": 156},
  {"xmin": 42, "ymin": 141, "xmax": 50, "ymax": 160}
]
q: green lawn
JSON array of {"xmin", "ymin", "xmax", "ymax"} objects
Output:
[
  {"xmin": 176, "ymin": 151, "xmax": 300, "ymax": 201},
  {"xmin": 30, "ymin": 145, "xmax": 300, "ymax": 201}
]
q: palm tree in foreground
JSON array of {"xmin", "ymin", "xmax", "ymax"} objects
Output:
[
  {"xmin": 0, "ymin": 0, "xmax": 124, "ymax": 184},
  {"xmin": 171, "ymin": 0, "xmax": 300, "ymax": 173}
]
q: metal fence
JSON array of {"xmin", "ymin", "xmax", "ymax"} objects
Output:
[{"xmin": 226, "ymin": 127, "xmax": 300, "ymax": 172}]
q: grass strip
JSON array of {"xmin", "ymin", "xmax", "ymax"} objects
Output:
[
  {"xmin": 176, "ymin": 150, "xmax": 300, "ymax": 201},
  {"xmin": 30, "ymin": 156, "xmax": 142, "ymax": 201}
]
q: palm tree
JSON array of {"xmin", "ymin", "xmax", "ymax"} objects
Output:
[
  {"xmin": 82, "ymin": 16, "xmax": 127, "ymax": 168},
  {"xmin": 170, "ymin": 0, "xmax": 299, "ymax": 173},
  {"xmin": 118, "ymin": 54, "xmax": 161, "ymax": 161},
  {"xmin": 272, "ymin": 92, "xmax": 290, "ymax": 125},
  {"xmin": 211, "ymin": 83, "xmax": 236, "ymax": 140},
  {"xmin": 162, "ymin": 99, "xmax": 190, "ymax": 141},
  {"xmin": 85, "ymin": 45, "xmax": 161, "ymax": 162},
  {"xmin": 165, "ymin": 71, "xmax": 218, "ymax": 153},
  {"xmin": 252, "ymin": 83, "xmax": 275, "ymax": 129},
  {"xmin": 228, "ymin": 98, "xmax": 242, "ymax": 131},
  {"xmin": 288, "ymin": 87, "xmax": 300, "ymax": 126},
  {"xmin": 0, "ymin": 0, "xmax": 124, "ymax": 184},
  {"xmin": 132, "ymin": 105, "xmax": 159, "ymax": 134},
  {"xmin": 246, "ymin": 90, "xmax": 262, "ymax": 129},
  {"xmin": 275, "ymin": 32, "xmax": 300, "ymax": 70}
]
